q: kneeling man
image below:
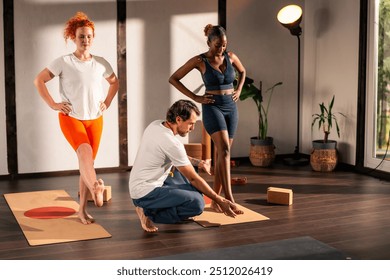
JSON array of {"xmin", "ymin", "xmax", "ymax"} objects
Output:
[{"xmin": 129, "ymin": 100, "xmax": 240, "ymax": 232}]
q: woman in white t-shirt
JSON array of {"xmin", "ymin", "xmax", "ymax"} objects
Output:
[{"xmin": 34, "ymin": 12, "xmax": 119, "ymax": 224}]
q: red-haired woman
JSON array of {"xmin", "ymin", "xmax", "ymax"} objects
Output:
[{"xmin": 34, "ymin": 12, "xmax": 119, "ymax": 224}]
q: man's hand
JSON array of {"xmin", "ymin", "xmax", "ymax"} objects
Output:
[
  {"xmin": 217, "ymin": 198, "xmax": 242, "ymax": 218},
  {"xmin": 199, "ymin": 159, "xmax": 212, "ymax": 175}
]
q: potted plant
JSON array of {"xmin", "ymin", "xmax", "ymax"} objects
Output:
[
  {"xmin": 239, "ymin": 77, "xmax": 282, "ymax": 166},
  {"xmin": 310, "ymin": 95, "xmax": 346, "ymax": 171}
]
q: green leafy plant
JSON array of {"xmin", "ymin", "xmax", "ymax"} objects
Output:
[
  {"xmin": 311, "ymin": 95, "xmax": 346, "ymax": 143},
  {"xmin": 239, "ymin": 78, "xmax": 282, "ymax": 140}
]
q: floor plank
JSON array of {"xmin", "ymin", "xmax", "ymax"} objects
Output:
[{"xmin": 1, "ymin": 161, "xmax": 390, "ymax": 260}]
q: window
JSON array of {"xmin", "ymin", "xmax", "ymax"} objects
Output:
[{"xmin": 365, "ymin": 0, "xmax": 390, "ymax": 170}]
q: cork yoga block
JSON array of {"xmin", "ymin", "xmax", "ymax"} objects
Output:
[
  {"xmin": 201, "ymin": 126, "xmax": 212, "ymax": 160},
  {"xmin": 78, "ymin": 186, "xmax": 112, "ymax": 202},
  {"xmin": 184, "ymin": 143, "xmax": 202, "ymax": 160},
  {"xmin": 267, "ymin": 187, "xmax": 293, "ymax": 205}
]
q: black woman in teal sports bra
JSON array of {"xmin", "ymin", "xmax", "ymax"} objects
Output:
[{"xmin": 169, "ymin": 24, "xmax": 246, "ymax": 214}]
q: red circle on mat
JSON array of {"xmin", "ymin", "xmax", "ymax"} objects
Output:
[{"xmin": 24, "ymin": 206, "xmax": 76, "ymax": 219}]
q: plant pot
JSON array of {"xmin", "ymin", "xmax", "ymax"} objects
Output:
[
  {"xmin": 312, "ymin": 140, "xmax": 337, "ymax": 149},
  {"xmin": 249, "ymin": 136, "xmax": 275, "ymax": 167},
  {"xmin": 310, "ymin": 140, "xmax": 338, "ymax": 172}
]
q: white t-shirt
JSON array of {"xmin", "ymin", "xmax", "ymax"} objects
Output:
[
  {"xmin": 48, "ymin": 53, "xmax": 114, "ymax": 120},
  {"xmin": 129, "ymin": 120, "xmax": 191, "ymax": 199}
]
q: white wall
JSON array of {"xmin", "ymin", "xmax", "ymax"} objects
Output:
[
  {"xmin": 302, "ymin": 0, "xmax": 359, "ymax": 164},
  {"xmin": 126, "ymin": 0, "xmax": 218, "ymax": 165},
  {"xmin": 14, "ymin": 0, "xmax": 118, "ymax": 173},
  {"xmin": 0, "ymin": 0, "xmax": 7, "ymax": 175}
]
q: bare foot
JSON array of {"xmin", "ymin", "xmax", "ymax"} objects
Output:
[
  {"xmin": 212, "ymin": 199, "xmax": 244, "ymax": 215},
  {"xmin": 85, "ymin": 212, "xmax": 95, "ymax": 222},
  {"xmin": 135, "ymin": 206, "xmax": 158, "ymax": 232},
  {"xmin": 78, "ymin": 211, "xmax": 94, "ymax": 225},
  {"xmin": 233, "ymin": 208, "xmax": 244, "ymax": 215},
  {"xmin": 93, "ymin": 179, "xmax": 105, "ymax": 207},
  {"xmin": 228, "ymin": 201, "xmax": 244, "ymax": 215},
  {"xmin": 210, "ymin": 201, "xmax": 223, "ymax": 213}
]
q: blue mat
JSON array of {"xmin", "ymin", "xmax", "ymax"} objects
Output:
[{"xmin": 149, "ymin": 236, "xmax": 351, "ymax": 260}]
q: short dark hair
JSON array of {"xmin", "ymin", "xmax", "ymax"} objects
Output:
[{"xmin": 166, "ymin": 99, "xmax": 200, "ymax": 123}]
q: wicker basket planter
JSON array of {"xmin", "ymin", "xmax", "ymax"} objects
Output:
[
  {"xmin": 249, "ymin": 137, "xmax": 275, "ymax": 167},
  {"xmin": 310, "ymin": 140, "xmax": 338, "ymax": 172}
]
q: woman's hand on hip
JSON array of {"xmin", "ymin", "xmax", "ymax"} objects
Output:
[
  {"xmin": 52, "ymin": 102, "xmax": 72, "ymax": 115},
  {"xmin": 195, "ymin": 94, "xmax": 215, "ymax": 104},
  {"xmin": 99, "ymin": 101, "xmax": 108, "ymax": 112},
  {"xmin": 232, "ymin": 90, "xmax": 241, "ymax": 102}
]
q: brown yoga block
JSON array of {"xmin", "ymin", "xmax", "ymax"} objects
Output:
[
  {"xmin": 78, "ymin": 186, "xmax": 112, "ymax": 202},
  {"xmin": 201, "ymin": 125, "xmax": 211, "ymax": 160},
  {"xmin": 184, "ymin": 143, "xmax": 202, "ymax": 160},
  {"xmin": 267, "ymin": 187, "xmax": 293, "ymax": 205}
]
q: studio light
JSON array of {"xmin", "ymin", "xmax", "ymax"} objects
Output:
[{"xmin": 277, "ymin": 4, "xmax": 308, "ymax": 166}]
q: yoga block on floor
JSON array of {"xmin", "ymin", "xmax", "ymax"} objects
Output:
[
  {"xmin": 267, "ymin": 187, "xmax": 293, "ymax": 205},
  {"xmin": 184, "ymin": 143, "xmax": 202, "ymax": 160},
  {"xmin": 78, "ymin": 186, "xmax": 112, "ymax": 202}
]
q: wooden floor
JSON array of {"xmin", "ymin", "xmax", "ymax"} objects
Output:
[{"xmin": 1, "ymin": 161, "xmax": 390, "ymax": 260}]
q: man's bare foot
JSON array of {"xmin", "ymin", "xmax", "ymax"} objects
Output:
[
  {"xmin": 210, "ymin": 201, "xmax": 223, "ymax": 213},
  {"xmin": 135, "ymin": 206, "xmax": 158, "ymax": 232},
  {"xmin": 93, "ymin": 179, "xmax": 105, "ymax": 207},
  {"xmin": 78, "ymin": 211, "xmax": 95, "ymax": 225}
]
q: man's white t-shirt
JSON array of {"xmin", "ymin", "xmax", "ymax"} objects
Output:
[
  {"xmin": 129, "ymin": 120, "xmax": 191, "ymax": 199},
  {"xmin": 48, "ymin": 53, "xmax": 114, "ymax": 120}
]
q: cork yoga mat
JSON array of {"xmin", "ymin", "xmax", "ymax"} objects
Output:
[
  {"xmin": 194, "ymin": 202, "xmax": 269, "ymax": 227},
  {"xmin": 4, "ymin": 190, "xmax": 111, "ymax": 246}
]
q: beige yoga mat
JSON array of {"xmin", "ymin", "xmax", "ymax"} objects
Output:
[
  {"xmin": 4, "ymin": 190, "xmax": 111, "ymax": 246},
  {"xmin": 194, "ymin": 203, "xmax": 269, "ymax": 227}
]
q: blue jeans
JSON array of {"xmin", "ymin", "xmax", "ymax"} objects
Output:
[{"xmin": 132, "ymin": 169, "xmax": 205, "ymax": 224}]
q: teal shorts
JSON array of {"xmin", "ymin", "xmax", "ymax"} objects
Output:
[{"xmin": 202, "ymin": 94, "xmax": 238, "ymax": 138}]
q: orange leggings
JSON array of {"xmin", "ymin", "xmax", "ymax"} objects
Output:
[{"xmin": 58, "ymin": 114, "xmax": 103, "ymax": 160}]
